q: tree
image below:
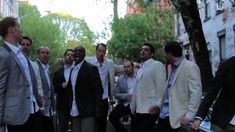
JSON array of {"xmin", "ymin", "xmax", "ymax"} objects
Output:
[
  {"xmin": 170, "ymin": 0, "xmax": 213, "ymax": 91},
  {"xmin": 134, "ymin": 0, "xmax": 213, "ymax": 92},
  {"xmin": 107, "ymin": 4, "xmax": 175, "ymax": 62},
  {"xmin": 45, "ymin": 13, "xmax": 97, "ymax": 46},
  {"xmin": 19, "ymin": 2, "xmax": 67, "ymax": 72}
]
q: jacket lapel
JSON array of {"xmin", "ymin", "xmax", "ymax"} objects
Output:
[
  {"xmin": 3, "ymin": 44, "xmax": 29, "ymax": 82},
  {"xmin": 170, "ymin": 59, "xmax": 187, "ymax": 88}
]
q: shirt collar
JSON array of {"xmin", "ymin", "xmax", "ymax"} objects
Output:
[
  {"xmin": 173, "ymin": 57, "xmax": 183, "ymax": 67},
  {"xmin": 5, "ymin": 41, "xmax": 21, "ymax": 55},
  {"xmin": 38, "ymin": 60, "xmax": 49, "ymax": 70},
  {"xmin": 64, "ymin": 62, "xmax": 74, "ymax": 69},
  {"xmin": 74, "ymin": 59, "xmax": 84, "ymax": 70}
]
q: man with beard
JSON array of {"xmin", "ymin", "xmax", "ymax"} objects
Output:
[{"xmin": 53, "ymin": 49, "xmax": 74, "ymax": 132}]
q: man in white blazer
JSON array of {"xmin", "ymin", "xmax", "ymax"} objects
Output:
[
  {"xmin": 156, "ymin": 41, "xmax": 202, "ymax": 131},
  {"xmin": 131, "ymin": 43, "xmax": 166, "ymax": 132},
  {"xmin": 0, "ymin": 17, "xmax": 42, "ymax": 132},
  {"xmin": 86, "ymin": 43, "xmax": 118, "ymax": 132}
]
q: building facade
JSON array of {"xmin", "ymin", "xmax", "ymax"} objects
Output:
[
  {"xmin": 175, "ymin": 0, "xmax": 235, "ymax": 73},
  {"xmin": 0, "ymin": 0, "xmax": 18, "ymax": 17}
]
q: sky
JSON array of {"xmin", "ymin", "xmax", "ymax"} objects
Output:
[{"xmin": 28, "ymin": 0, "xmax": 128, "ymax": 43}]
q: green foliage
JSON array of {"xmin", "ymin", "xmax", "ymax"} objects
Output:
[
  {"xmin": 19, "ymin": 2, "xmax": 96, "ymax": 72},
  {"xmin": 45, "ymin": 13, "xmax": 97, "ymax": 45},
  {"xmin": 19, "ymin": 2, "xmax": 66, "ymax": 71},
  {"xmin": 107, "ymin": 4, "xmax": 175, "ymax": 62}
]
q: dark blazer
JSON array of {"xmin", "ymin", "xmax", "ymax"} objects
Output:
[
  {"xmin": 53, "ymin": 67, "xmax": 69, "ymax": 112},
  {"xmin": 196, "ymin": 56, "xmax": 235, "ymax": 128},
  {"xmin": 67, "ymin": 60, "xmax": 103, "ymax": 118}
]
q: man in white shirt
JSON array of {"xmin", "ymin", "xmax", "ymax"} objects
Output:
[{"xmin": 86, "ymin": 43, "xmax": 118, "ymax": 132}]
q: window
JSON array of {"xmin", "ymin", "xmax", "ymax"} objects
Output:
[
  {"xmin": 229, "ymin": 0, "xmax": 235, "ymax": 6},
  {"xmin": 216, "ymin": 0, "xmax": 224, "ymax": 14},
  {"xmin": 217, "ymin": 29, "xmax": 226, "ymax": 61},
  {"xmin": 204, "ymin": 0, "xmax": 211, "ymax": 20},
  {"xmin": 207, "ymin": 42, "xmax": 212, "ymax": 63},
  {"xmin": 219, "ymin": 36, "xmax": 226, "ymax": 61},
  {"xmin": 176, "ymin": 12, "xmax": 180, "ymax": 36}
]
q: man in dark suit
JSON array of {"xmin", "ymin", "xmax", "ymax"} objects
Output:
[
  {"xmin": 192, "ymin": 56, "xmax": 235, "ymax": 131},
  {"xmin": 0, "ymin": 17, "xmax": 42, "ymax": 132},
  {"xmin": 67, "ymin": 45, "xmax": 103, "ymax": 132},
  {"xmin": 53, "ymin": 49, "xmax": 74, "ymax": 132}
]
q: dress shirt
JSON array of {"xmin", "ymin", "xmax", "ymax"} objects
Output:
[
  {"xmin": 123, "ymin": 76, "xmax": 134, "ymax": 106},
  {"xmin": 160, "ymin": 58, "xmax": 183, "ymax": 119},
  {"xmin": 136, "ymin": 59, "xmax": 152, "ymax": 81},
  {"xmin": 230, "ymin": 115, "xmax": 235, "ymax": 125},
  {"xmin": 5, "ymin": 41, "xmax": 39, "ymax": 113},
  {"xmin": 70, "ymin": 60, "xmax": 84, "ymax": 117},
  {"xmin": 64, "ymin": 63, "xmax": 74, "ymax": 83},
  {"xmin": 94, "ymin": 58, "xmax": 109, "ymax": 99}
]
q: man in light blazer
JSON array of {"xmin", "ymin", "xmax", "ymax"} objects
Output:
[
  {"xmin": 156, "ymin": 41, "xmax": 202, "ymax": 131},
  {"xmin": 86, "ymin": 43, "xmax": 119, "ymax": 132},
  {"xmin": 0, "ymin": 17, "xmax": 42, "ymax": 132},
  {"xmin": 131, "ymin": 42, "xmax": 166, "ymax": 132}
]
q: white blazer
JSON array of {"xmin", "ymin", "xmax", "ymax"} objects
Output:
[
  {"xmin": 131, "ymin": 58, "xmax": 166, "ymax": 114},
  {"xmin": 163, "ymin": 59, "xmax": 202, "ymax": 129}
]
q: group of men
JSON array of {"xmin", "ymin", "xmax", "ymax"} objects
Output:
[{"xmin": 0, "ymin": 16, "xmax": 234, "ymax": 132}]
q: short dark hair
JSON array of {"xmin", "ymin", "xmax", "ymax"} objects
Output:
[
  {"xmin": 64, "ymin": 49, "xmax": 74, "ymax": 57},
  {"xmin": 0, "ymin": 17, "xmax": 18, "ymax": 38},
  {"xmin": 96, "ymin": 43, "xmax": 107, "ymax": 51},
  {"xmin": 164, "ymin": 41, "xmax": 183, "ymax": 57},
  {"xmin": 143, "ymin": 42, "xmax": 155, "ymax": 54},
  {"xmin": 21, "ymin": 36, "xmax": 33, "ymax": 45}
]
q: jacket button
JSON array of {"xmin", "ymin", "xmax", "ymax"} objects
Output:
[{"xmin": 27, "ymin": 97, "xmax": 30, "ymax": 99}]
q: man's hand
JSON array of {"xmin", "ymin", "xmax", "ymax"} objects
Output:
[
  {"xmin": 180, "ymin": 117, "xmax": 190, "ymax": 125},
  {"xmin": 192, "ymin": 118, "xmax": 201, "ymax": 130},
  {"xmin": 149, "ymin": 106, "xmax": 160, "ymax": 115},
  {"xmin": 62, "ymin": 82, "xmax": 67, "ymax": 88}
]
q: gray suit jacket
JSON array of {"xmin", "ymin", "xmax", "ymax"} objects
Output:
[
  {"xmin": 114, "ymin": 74, "xmax": 133, "ymax": 104},
  {"xmin": 0, "ymin": 44, "xmax": 40, "ymax": 125},
  {"xmin": 36, "ymin": 60, "xmax": 55, "ymax": 116}
]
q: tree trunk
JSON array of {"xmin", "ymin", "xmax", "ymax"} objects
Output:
[{"xmin": 171, "ymin": 0, "xmax": 213, "ymax": 92}]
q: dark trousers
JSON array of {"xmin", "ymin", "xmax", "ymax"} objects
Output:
[
  {"xmin": 7, "ymin": 111, "xmax": 42, "ymax": 132},
  {"xmin": 41, "ymin": 115, "xmax": 55, "ymax": 132},
  {"xmin": 109, "ymin": 103, "xmax": 131, "ymax": 132},
  {"xmin": 156, "ymin": 117, "xmax": 179, "ymax": 132},
  {"xmin": 131, "ymin": 113, "xmax": 158, "ymax": 132},
  {"xmin": 57, "ymin": 110, "xmax": 70, "ymax": 132},
  {"xmin": 95, "ymin": 98, "xmax": 109, "ymax": 132}
]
